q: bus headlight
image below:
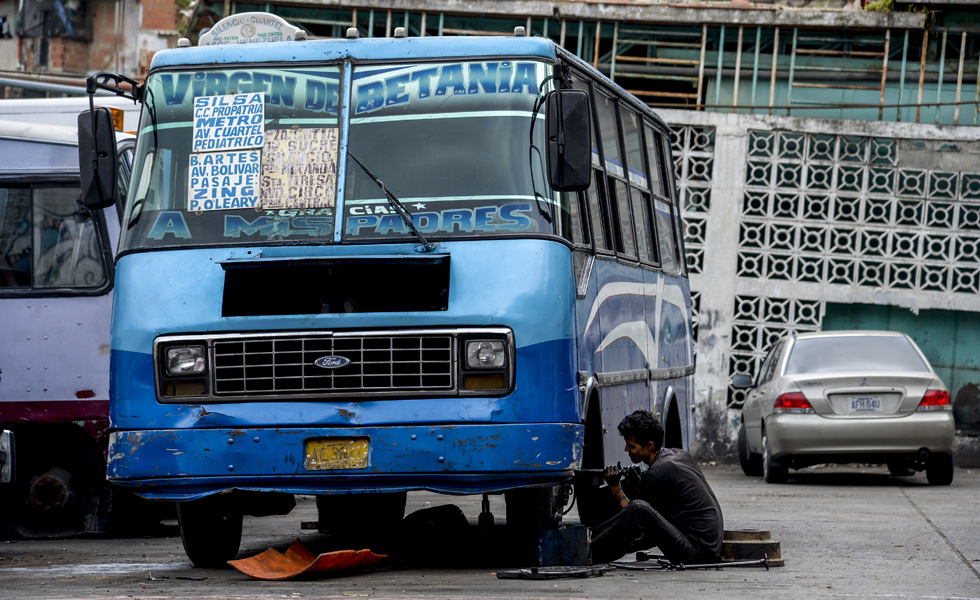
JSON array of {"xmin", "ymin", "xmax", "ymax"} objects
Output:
[
  {"xmin": 165, "ymin": 345, "xmax": 207, "ymax": 376},
  {"xmin": 465, "ymin": 340, "xmax": 506, "ymax": 369}
]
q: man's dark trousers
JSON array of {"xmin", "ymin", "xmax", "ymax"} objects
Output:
[{"xmin": 590, "ymin": 499, "xmax": 714, "ymax": 565}]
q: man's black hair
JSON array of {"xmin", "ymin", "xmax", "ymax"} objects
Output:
[{"xmin": 617, "ymin": 410, "xmax": 665, "ymax": 451}]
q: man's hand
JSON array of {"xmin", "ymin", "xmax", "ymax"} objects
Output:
[
  {"xmin": 604, "ymin": 462, "xmax": 629, "ymax": 508},
  {"xmin": 603, "ymin": 462, "xmax": 623, "ymax": 486}
]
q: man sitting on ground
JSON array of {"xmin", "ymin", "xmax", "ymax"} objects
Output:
[{"xmin": 591, "ymin": 410, "xmax": 724, "ymax": 565}]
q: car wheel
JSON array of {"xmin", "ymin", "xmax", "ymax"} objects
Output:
[
  {"xmin": 762, "ymin": 431, "xmax": 788, "ymax": 484},
  {"xmin": 177, "ymin": 498, "xmax": 243, "ymax": 568},
  {"xmin": 737, "ymin": 424, "xmax": 763, "ymax": 477},
  {"xmin": 926, "ymin": 453, "xmax": 954, "ymax": 486},
  {"xmin": 887, "ymin": 462, "xmax": 915, "ymax": 477}
]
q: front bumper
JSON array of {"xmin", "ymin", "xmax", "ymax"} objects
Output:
[
  {"xmin": 767, "ymin": 412, "xmax": 954, "ymax": 460},
  {"xmin": 108, "ymin": 422, "xmax": 582, "ymax": 500}
]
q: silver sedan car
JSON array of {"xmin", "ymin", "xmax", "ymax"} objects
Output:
[{"xmin": 734, "ymin": 330, "xmax": 955, "ymax": 485}]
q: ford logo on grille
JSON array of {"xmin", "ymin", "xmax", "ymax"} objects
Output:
[{"xmin": 314, "ymin": 355, "xmax": 350, "ymax": 369}]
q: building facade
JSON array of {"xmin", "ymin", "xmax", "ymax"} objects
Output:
[{"xmin": 0, "ymin": 0, "xmax": 178, "ymax": 96}]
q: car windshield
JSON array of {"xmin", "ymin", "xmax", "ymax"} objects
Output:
[
  {"xmin": 784, "ymin": 336, "xmax": 931, "ymax": 374},
  {"xmin": 118, "ymin": 59, "xmax": 561, "ymax": 254}
]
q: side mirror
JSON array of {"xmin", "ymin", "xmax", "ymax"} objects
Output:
[
  {"xmin": 732, "ymin": 374, "xmax": 754, "ymax": 389},
  {"xmin": 545, "ymin": 89, "xmax": 592, "ymax": 192},
  {"xmin": 78, "ymin": 107, "xmax": 119, "ymax": 209}
]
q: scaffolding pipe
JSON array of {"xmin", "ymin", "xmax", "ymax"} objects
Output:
[
  {"xmin": 955, "ymin": 31, "xmax": 966, "ymax": 125},
  {"xmin": 935, "ymin": 30, "xmax": 947, "ymax": 125},
  {"xmin": 769, "ymin": 27, "xmax": 779, "ymax": 115},
  {"xmin": 733, "ymin": 26, "xmax": 743, "ymax": 113},
  {"xmin": 917, "ymin": 29, "xmax": 928, "ymax": 123},
  {"xmin": 878, "ymin": 29, "xmax": 890, "ymax": 120},
  {"xmin": 897, "ymin": 30, "xmax": 909, "ymax": 122}
]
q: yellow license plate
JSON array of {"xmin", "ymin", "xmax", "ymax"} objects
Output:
[{"xmin": 305, "ymin": 438, "xmax": 370, "ymax": 470}]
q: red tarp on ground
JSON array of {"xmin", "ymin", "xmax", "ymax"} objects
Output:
[{"xmin": 229, "ymin": 538, "xmax": 387, "ymax": 580}]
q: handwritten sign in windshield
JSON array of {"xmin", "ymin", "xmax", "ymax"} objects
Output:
[
  {"xmin": 193, "ymin": 92, "xmax": 265, "ymax": 152},
  {"xmin": 260, "ymin": 127, "xmax": 338, "ymax": 209}
]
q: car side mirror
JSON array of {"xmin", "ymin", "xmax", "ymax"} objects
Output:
[
  {"xmin": 78, "ymin": 107, "xmax": 119, "ymax": 210},
  {"xmin": 545, "ymin": 89, "xmax": 592, "ymax": 192},
  {"xmin": 732, "ymin": 374, "xmax": 754, "ymax": 389}
]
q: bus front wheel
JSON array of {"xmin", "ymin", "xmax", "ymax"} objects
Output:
[
  {"xmin": 504, "ymin": 485, "xmax": 564, "ymax": 531},
  {"xmin": 572, "ymin": 473, "xmax": 619, "ymax": 527},
  {"xmin": 177, "ymin": 498, "xmax": 243, "ymax": 568}
]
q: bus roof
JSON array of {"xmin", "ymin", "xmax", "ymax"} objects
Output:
[
  {"xmin": 150, "ymin": 35, "xmax": 558, "ymax": 71},
  {"xmin": 148, "ymin": 33, "xmax": 670, "ymax": 131}
]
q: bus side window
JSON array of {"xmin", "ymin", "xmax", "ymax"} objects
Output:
[
  {"xmin": 561, "ymin": 190, "xmax": 589, "ymax": 247},
  {"xmin": 662, "ymin": 133, "xmax": 687, "ymax": 275},
  {"xmin": 586, "ymin": 175, "xmax": 610, "ymax": 252},
  {"xmin": 0, "ymin": 185, "xmax": 109, "ymax": 291},
  {"xmin": 0, "ymin": 187, "xmax": 33, "ymax": 287},
  {"xmin": 563, "ymin": 189, "xmax": 593, "ymax": 297},
  {"xmin": 595, "ymin": 91, "xmax": 635, "ymax": 259},
  {"xmin": 622, "ymin": 108, "xmax": 657, "ymax": 265},
  {"xmin": 115, "ymin": 145, "xmax": 135, "ymax": 222},
  {"xmin": 645, "ymin": 124, "xmax": 679, "ymax": 273},
  {"xmin": 571, "ymin": 72, "xmax": 613, "ymax": 253}
]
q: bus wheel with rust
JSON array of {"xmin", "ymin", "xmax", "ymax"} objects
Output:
[
  {"xmin": 5, "ymin": 434, "xmax": 104, "ymax": 538},
  {"xmin": 177, "ymin": 498, "xmax": 243, "ymax": 568}
]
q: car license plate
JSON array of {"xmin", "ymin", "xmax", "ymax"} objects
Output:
[
  {"xmin": 849, "ymin": 395, "xmax": 882, "ymax": 413},
  {"xmin": 305, "ymin": 438, "xmax": 369, "ymax": 471}
]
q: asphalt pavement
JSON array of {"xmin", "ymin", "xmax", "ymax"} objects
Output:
[{"xmin": 1, "ymin": 463, "xmax": 978, "ymax": 599}]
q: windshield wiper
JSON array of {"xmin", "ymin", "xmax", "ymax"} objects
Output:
[{"xmin": 347, "ymin": 151, "xmax": 434, "ymax": 252}]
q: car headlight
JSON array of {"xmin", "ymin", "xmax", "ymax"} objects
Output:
[
  {"xmin": 165, "ymin": 345, "xmax": 207, "ymax": 376},
  {"xmin": 465, "ymin": 340, "xmax": 506, "ymax": 369}
]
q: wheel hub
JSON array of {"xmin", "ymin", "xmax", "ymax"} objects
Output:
[{"xmin": 27, "ymin": 467, "xmax": 74, "ymax": 512}]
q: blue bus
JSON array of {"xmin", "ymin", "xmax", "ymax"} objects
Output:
[{"xmin": 79, "ymin": 13, "xmax": 695, "ymax": 566}]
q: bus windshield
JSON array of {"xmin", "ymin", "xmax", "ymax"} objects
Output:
[
  {"xmin": 119, "ymin": 60, "xmax": 558, "ymax": 254},
  {"xmin": 344, "ymin": 61, "xmax": 555, "ymax": 242}
]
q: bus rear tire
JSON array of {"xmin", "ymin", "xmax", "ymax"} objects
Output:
[{"xmin": 177, "ymin": 498, "xmax": 243, "ymax": 568}]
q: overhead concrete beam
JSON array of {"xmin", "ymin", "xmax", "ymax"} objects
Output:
[{"xmin": 309, "ymin": 0, "xmax": 928, "ymax": 30}]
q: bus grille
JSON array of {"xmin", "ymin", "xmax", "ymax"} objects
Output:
[{"xmin": 211, "ymin": 334, "xmax": 455, "ymax": 397}]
